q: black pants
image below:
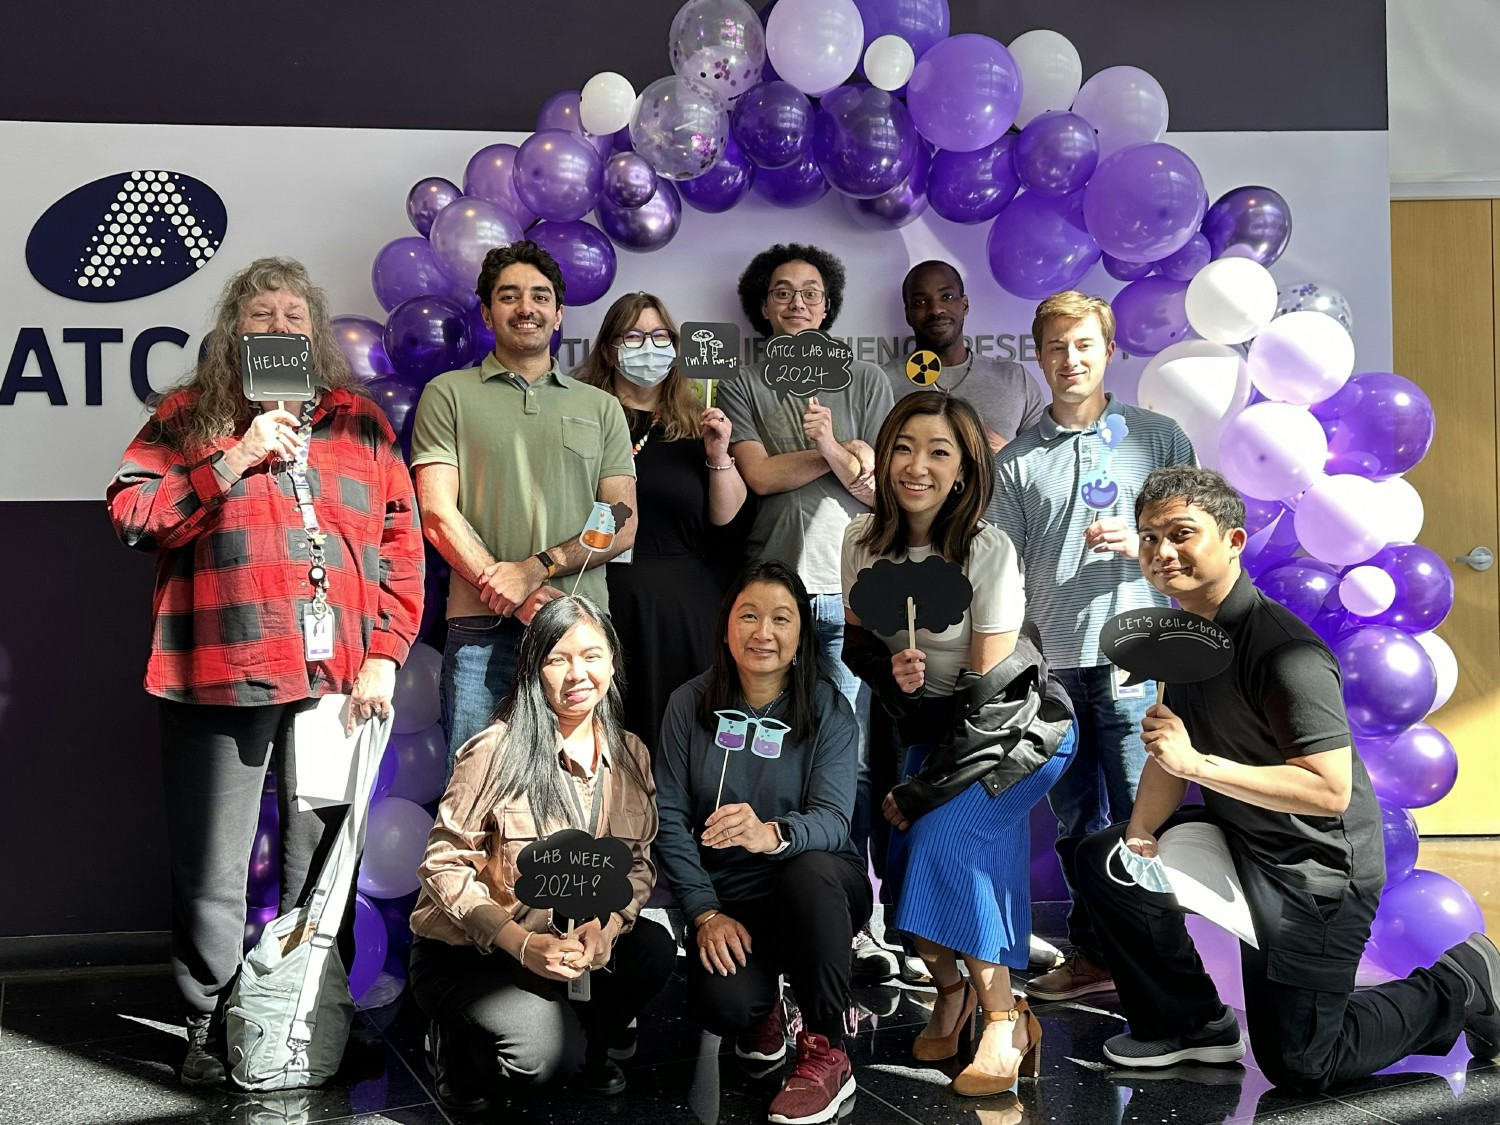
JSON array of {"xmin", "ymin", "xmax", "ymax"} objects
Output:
[
  {"xmin": 408, "ymin": 920, "xmax": 676, "ymax": 1087},
  {"xmin": 1076, "ymin": 810, "xmax": 1468, "ymax": 1093},
  {"xmin": 159, "ymin": 699, "xmax": 356, "ymax": 1019},
  {"xmin": 686, "ymin": 850, "xmax": 873, "ymax": 1046}
]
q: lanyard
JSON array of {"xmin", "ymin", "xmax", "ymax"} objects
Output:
[
  {"xmin": 285, "ymin": 399, "xmax": 330, "ymax": 617},
  {"xmin": 562, "ymin": 753, "xmax": 609, "ymax": 836}
]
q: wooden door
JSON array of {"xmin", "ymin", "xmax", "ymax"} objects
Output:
[{"xmin": 1390, "ymin": 199, "xmax": 1500, "ymax": 835}]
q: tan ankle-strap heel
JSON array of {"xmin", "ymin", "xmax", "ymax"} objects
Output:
[
  {"xmin": 913, "ymin": 978, "xmax": 978, "ymax": 1063},
  {"xmin": 951, "ymin": 998, "xmax": 1042, "ymax": 1096}
]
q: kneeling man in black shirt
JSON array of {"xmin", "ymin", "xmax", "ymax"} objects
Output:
[{"xmin": 1074, "ymin": 466, "xmax": 1499, "ymax": 1092}]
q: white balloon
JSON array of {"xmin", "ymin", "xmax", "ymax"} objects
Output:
[
  {"xmin": 1008, "ymin": 29, "xmax": 1083, "ymax": 127},
  {"xmin": 580, "ymin": 72, "xmax": 637, "ymax": 136},
  {"xmin": 863, "ymin": 34, "xmax": 915, "ymax": 91},
  {"xmin": 1373, "ymin": 476, "xmax": 1425, "ymax": 543},
  {"xmin": 1184, "ymin": 257, "xmax": 1278, "ymax": 345},
  {"xmin": 1247, "ymin": 311, "xmax": 1356, "ymax": 405},
  {"xmin": 1135, "ymin": 339, "xmax": 1251, "ymax": 457},
  {"xmin": 1294, "ymin": 474, "xmax": 1386, "ymax": 567},
  {"xmin": 1414, "ymin": 631, "xmax": 1458, "ymax": 714},
  {"xmin": 765, "ymin": 0, "xmax": 864, "ymax": 97},
  {"xmin": 1340, "ymin": 566, "xmax": 1397, "ymax": 617}
]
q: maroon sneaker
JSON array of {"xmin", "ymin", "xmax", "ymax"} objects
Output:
[
  {"xmin": 736, "ymin": 999, "xmax": 788, "ymax": 1063},
  {"xmin": 767, "ymin": 1032, "xmax": 855, "ymax": 1124}
]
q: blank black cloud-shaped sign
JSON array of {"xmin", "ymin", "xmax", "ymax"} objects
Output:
[
  {"xmin": 848, "ymin": 556, "xmax": 973, "ymax": 636},
  {"xmin": 515, "ymin": 828, "xmax": 634, "ymax": 925}
]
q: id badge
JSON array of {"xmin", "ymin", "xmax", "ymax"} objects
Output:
[
  {"xmin": 568, "ymin": 972, "xmax": 592, "ymax": 1002},
  {"xmin": 1112, "ymin": 664, "xmax": 1147, "ymax": 701},
  {"xmin": 611, "ymin": 547, "xmax": 634, "ymax": 566},
  {"xmin": 303, "ymin": 605, "xmax": 335, "ymax": 662}
]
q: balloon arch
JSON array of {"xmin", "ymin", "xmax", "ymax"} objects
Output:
[{"xmin": 256, "ymin": 0, "xmax": 1472, "ymax": 1006}]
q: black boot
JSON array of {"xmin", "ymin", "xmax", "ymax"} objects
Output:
[{"xmin": 427, "ymin": 1020, "xmax": 492, "ymax": 1114}]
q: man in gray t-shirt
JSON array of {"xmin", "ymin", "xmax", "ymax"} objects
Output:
[{"xmin": 880, "ymin": 260, "xmax": 1046, "ymax": 453}]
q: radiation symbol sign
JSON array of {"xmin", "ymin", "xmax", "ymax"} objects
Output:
[{"xmin": 905, "ymin": 349, "xmax": 942, "ymax": 386}]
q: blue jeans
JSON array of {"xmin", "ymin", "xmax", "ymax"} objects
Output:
[
  {"xmin": 810, "ymin": 593, "xmax": 871, "ymax": 865},
  {"xmin": 441, "ymin": 615, "xmax": 526, "ymax": 774},
  {"xmin": 1048, "ymin": 664, "xmax": 1155, "ymax": 958}
]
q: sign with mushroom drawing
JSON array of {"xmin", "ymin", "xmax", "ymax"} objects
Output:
[{"xmin": 677, "ymin": 321, "xmax": 742, "ymax": 378}]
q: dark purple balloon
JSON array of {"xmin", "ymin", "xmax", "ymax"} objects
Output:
[
  {"xmin": 928, "ymin": 135, "xmax": 1019, "ymax": 224},
  {"xmin": 463, "ymin": 143, "xmax": 537, "ymax": 230},
  {"xmin": 844, "ymin": 145, "xmax": 931, "ymax": 230},
  {"xmin": 752, "ymin": 151, "xmax": 831, "ymax": 207},
  {"xmin": 1256, "ymin": 558, "xmax": 1339, "ymax": 623},
  {"xmin": 854, "ymin": 0, "xmax": 949, "ymax": 57},
  {"xmin": 527, "ymin": 219, "xmax": 617, "ymax": 306},
  {"xmin": 514, "ymin": 129, "xmax": 605, "ymax": 224},
  {"xmin": 986, "ymin": 189, "xmax": 1101, "ymax": 300},
  {"xmin": 598, "ymin": 177, "xmax": 682, "ymax": 252},
  {"xmin": 383, "ymin": 296, "xmax": 473, "ymax": 385},
  {"xmin": 466, "ymin": 301, "xmax": 494, "ymax": 365},
  {"xmin": 1378, "ymin": 799, "xmax": 1419, "ymax": 884},
  {"xmin": 371, "ymin": 237, "xmax": 450, "ymax": 313},
  {"xmin": 1111, "ymin": 276, "xmax": 1189, "ymax": 356},
  {"xmin": 1155, "ymin": 232, "xmax": 1212, "ymax": 282},
  {"xmin": 367, "ymin": 375, "xmax": 422, "ymax": 457},
  {"xmin": 1358, "ymin": 723, "xmax": 1459, "ymax": 809},
  {"xmin": 1241, "ymin": 492, "xmax": 1285, "ymax": 537},
  {"xmin": 1311, "ymin": 372, "xmax": 1436, "ymax": 479},
  {"xmin": 679, "ymin": 138, "xmax": 756, "ymax": 213},
  {"xmin": 1241, "ymin": 501, "xmax": 1302, "ymax": 578},
  {"xmin": 1362, "ymin": 542, "xmax": 1455, "ymax": 633},
  {"xmin": 1103, "ymin": 253, "xmax": 1155, "ymax": 281},
  {"xmin": 350, "ymin": 893, "xmax": 388, "ymax": 1003},
  {"xmin": 812, "ymin": 85, "xmax": 920, "ymax": 199},
  {"xmin": 378, "ymin": 890, "xmax": 421, "ymax": 957},
  {"xmin": 732, "ymin": 80, "xmax": 815, "ymax": 169},
  {"xmin": 1333, "ymin": 626, "xmax": 1437, "ymax": 739},
  {"xmin": 537, "ymin": 89, "xmax": 614, "ymax": 158},
  {"xmin": 247, "ymin": 790, "xmax": 278, "ymax": 908},
  {"xmin": 405, "ymin": 177, "xmax": 461, "ymax": 238},
  {"xmin": 331, "ymin": 315, "xmax": 396, "ymax": 383},
  {"xmin": 1014, "ymin": 111, "xmax": 1098, "ymax": 197},
  {"xmin": 602, "ymin": 152, "xmax": 659, "ymax": 209},
  {"xmin": 1083, "ymin": 142, "xmax": 1208, "ymax": 263},
  {"xmin": 1202, "ymin": 185, "xmax": 1292, "ymax": 266}
]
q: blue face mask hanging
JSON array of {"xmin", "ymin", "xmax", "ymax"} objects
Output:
[
  {"xmin": 1107, "ymin": 838, "xmax": 1174, "ymax": 895},
  {"xmin": 617, "ymin": 341, "xmax": 676, "ymax": 387}
]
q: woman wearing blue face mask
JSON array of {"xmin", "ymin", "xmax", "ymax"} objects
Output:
[{"xmin": 577, "ymin": 293, "xmax": 750, "ymax": 751}]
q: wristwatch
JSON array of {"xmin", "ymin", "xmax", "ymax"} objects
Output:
[
  {"xmin": 535, "ymin": 549, "xmax": 558, "ymax": 578},
  {"xmin": 769, "ymin": 819, "xmax": 791, "ymax": 855}
]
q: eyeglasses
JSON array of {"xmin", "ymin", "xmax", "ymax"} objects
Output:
[
  {"xmin": 618, "ymin": 329, "xmax": 675, "ymax": 349},
  {"xmin": 767, "ymin": 287, "xmax": 827, "ymax": 307}
]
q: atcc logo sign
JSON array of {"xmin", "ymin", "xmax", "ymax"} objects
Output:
[{"xmin": 25, "ymin": 170, "xmax": 227, "ymax": 303}]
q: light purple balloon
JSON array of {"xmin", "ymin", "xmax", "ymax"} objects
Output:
[
  {"xmin": 843, "ymin": 145, "xmax": 930, "ymax": 230},
  {"xmin": 371, "ymin": 237, "xmax": 449, "ymax": 313},
  {"xmin": 1358, "ymin": 724, "xmax": 1459, "ymax": 809},
  {"xmin": 812, "ymin": 85, "xmax": 920, "ymax": 198},
  {"xmin": 598, "ymin": 178, "xmax": 682, "ymax": 252},
  {"xmin": 357, "ymin": 798, "xmax": 433, "ymax": 899},
  {"xmin": 537, "ymin": 89, "xmax": 614, "ymax": 157},
  {"xmin": 927, "ymin": 134, "xmax": 1019, "ymax": 224},
  {"xmin": 528, "ymin": 219, "xmax": 617, "ymax": 306},
  {"xmin": 678, "ymin": 138, "xmax": 756, "ymax": 213},
  {"xmin": 387, "ymin": 724, "xmax": 450, "ymax": 805},
  {"xmin": 514, "ymin": 129, "xmax": 605, "ymax": 223},
  {"xmin": 906, "ymin": 34, "xmax": 1022, "ymax": 153},
  {"xmin": 1202, "ymin": 185, "xmax": 1292, "ymax": 266},
  {"xmin": 603, "ymin": 152, "xmax": 659, "ymax": 209},
  {"xmin": 751, "ymin": 150, "xmax": 831, "ymax": 207},
  {"xmin": 463, "ymin": 143, "xmax": 538, "ymax": 230},
  {"xmin": 986, "ymin": 189, "xmax": 1101, "ymax": 300},
  {"xmin": 1070, "ymin": 65, "xmax": 1169, "ymax": 158},
  {"xmin": 429, "ymin": 199, "xmax": 525, "ymax": 291},
  {"xmin": 1370, "ymin": 869, "xmax": 1485, "ymax": 977},
  {"xmin": 1083, "ymin": 142, "xmax": 1207, "ymax": 263},
  {"xmin": 405, "ymin": 177, "xmax": 461, "ymax": 238},
  {"xmin": 1156, "ymin": 232, "xmax": 1211, "ymax": 282},
  {"xmin": 331, "ymin": 315, "xmax": 396, "ymax": 383},
  {"xmin": 1014, "ymin": 111, "xmax": 1098, "ymax": 197},
  {"xmin": 1111, "ymin": 276, "xmax": 1189, "ymax": 357},
  {"xmin": 1218, "ymin": 402, "xmax": 1329, "ymax": 501},
  {"xmin": 1103, "ymin": 253, "xmax": 1155, "ymax": 281},
  {"xmin": 1333, "ymin": 626, "xmax": 1437, "ymax": 740},
  {"xmin": 854, "ymin": 0, "xmax": 949, "ymax": 57},
  {"xmin": 731, "ymin": 79, "xmax": 815, "ymax": 169}
]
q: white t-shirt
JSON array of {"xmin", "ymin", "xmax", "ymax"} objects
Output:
[{"xmin": 840, "ymin": 514, "xmax": 1025, "ymax": 696}]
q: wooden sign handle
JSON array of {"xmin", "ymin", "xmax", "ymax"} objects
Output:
[{"xmin": 907, "ymin": 595, "xmax": 916, "ymax": 652}]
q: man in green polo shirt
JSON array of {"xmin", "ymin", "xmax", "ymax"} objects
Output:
[{"xmin": 411, "ymin": 241, "xmax": 636, "ymax": 766}]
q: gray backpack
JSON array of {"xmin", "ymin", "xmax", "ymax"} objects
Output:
[{"xmin": 225, "ymin": 711, "xmax": 390, "ymax": 1090}]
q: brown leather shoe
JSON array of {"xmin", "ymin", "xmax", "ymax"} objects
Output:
[
  {"xmin": 952, "ymin": 998, "xmax": 1042, "ymax": 1097},
  {"xmin": 1024, "ymin": 950, "xmax": 1114, "ymax": 1002},
  {"xmin": 913, "ymin": 977, "xmax": 978, "ymax": 1062}
]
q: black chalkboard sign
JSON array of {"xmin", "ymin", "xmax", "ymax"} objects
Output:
[
  {"xmin": 762, "ymin": 330, "xmax": 854, "ymax": 397},
  {"xmin": 848, "ymin": 556, "xmax": 973, "ymax": 636},
  {"xmin": 240, "ymin": 332, "xmax": 315, "ymax": 401},
  {"xmin": 515, "ymin": 828, "xmax": 634, "ymax": 926},
  {"xmin": 1100, "ymin": 608, "xmax": 1234, "ymax": 686},
  {"xmin": 678, "ymin": 321, "xmax": 742, "ymax": 378}
]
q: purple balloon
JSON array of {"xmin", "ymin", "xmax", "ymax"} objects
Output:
[
  {"xmin": 731, "ymin": 79, "xmax": 815, "ymax": 169},
  {"xmin": 368, "ymin": 376, "xmax": 421, "ymax": 457},
  {"xmin": 843, "ymin": 144, "xmax": 930, "ymax": 230},
  {"xmin": 1240, "ymin": 500, "xmax": 1302, "ymax": 579},
  {"xmin": 602, "ymin": 152, "xmax": 659, "ymax": 209},
  {"xmin": 244, "ymin": 904, "xmax": 278, "ymax": 951},
  {"xmin": 1014, "ymin": 111, "xmax": 1098, "ymax": 197},
  {"xmin": 1311, "ymin": 372, "xmax": 1436, "ymax": 480},
  {"xmin": 387, "ymin": 724, "xmax": 449, "ymax": 805},
  {"xmin": 1083, "ymin": 142, "xmax": 1207, "ymax": 263},
  {"xmin": 986, "ymin": 189, "xmax": 1101, "ymax": 300},
  {"xmin": 1370, "ymin": 869, "xmax": 1485, "ymax": 977},
  {"xmin": 853, "ymin": 0, "xmax": 949, "ymax": 58},
  {"xmin": 1362, "ymin": 543, "xmax": 1456, "ymax": 633},
  {"xmin": 537, "ymin": 89, "xmax": 615, "ymax": 158},
  {"xmin": 527, "ymin": 219, "xmax": 617, "ymax": 306},
  {"xmin": 1242, "ymin": 492, "xmax": 1285, "ymax": 537},
  {"xmin": 418, "ymin": 567, "xmax": 442, "ymax": 641},
  {"xmin": 405, "ymin": 177, "xmax": 461, "ymax": 238},
  {"xmin": 906, "ymin": 33, "xmax": 1022, "ymax": 153},
  {"xmin": 812, "ymin": 85, "xmax": 920, "ymax": 198},
  {"xmin": 350, "ymin": 893, "xmax": 388, "ymax": 1004},
  {"xmin": 752, "ymin": 150, "xmax": 831, "ymax": 207},
  {"xmin": 371, "ymin": 237, "xmax": 450, "ymax": 314},
  {"xmin": 1103, "ymin": 253, "xmax": 1155, "ymax": 282},
  {"xmin": 514, "ymin": 129, "xmax": 605, "ymax": 224},
  {"xmin": 372, "ymin": 742, "xmax": 398, "ymax": 803},
  {"xmin": 463, "ymin": 143, "xmax": 538, "ymax": 230},
  {"xmin": 678, "ymin": 138, "xmax": 756, "ymax": 213},
  {"xmin": 1155, "ymin": 232, "xmax": 1212, "ymax": 282},
  {"xmin": 598, "ymin": 177, "xmax": 682, "ymax": 252},
  {"xmin": 1111, "ymin": 276, "xmax": 1189, "ymax": 356},
  {"xmin": 383, "ymin": 296, "xmax": 473, "ymax": 384},
  {"xmin": 1378, "ymin": 798, "xmax": 1420, "ymax": 884},
  {"xmin": 331, "ymin": 315, "xmax": 396, "ymax": 384},
  {"xmin": 1358, "ymin": 724, "xmax": 1459, "ymax": 809},
  {"xmin": 466, "ymin": 301, "xmax": 494, "ymax": 364},
  {"xmin": 378, "ymin": 890, "xmax": 420, "ymax": 957},
  {"xmin": 927, "ymin": 134, "xmax": 1019, "ymax": 224},
  {"xmin": 247, "ymin": 789, "xmax": 279, "ymax": 909},
  {"xmin": 1333, "ymin": 626, "xmax": 1438, "ymax": 740},
  {"xmin": 1256, "ymin": 558, "xmax": 1339, "ymax": 623},
  {"xmin": 1201, "ymin": 185, "xmax": 1292, "ymax": 266},
  {"xmin": 429, "ymin": 199, "xmax": 524, "ymax": 294}
]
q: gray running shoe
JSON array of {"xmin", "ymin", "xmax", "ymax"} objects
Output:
[{"xmin": 1103, "ymin": 1006, "xmax": 1245, "ymax": 1068}]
